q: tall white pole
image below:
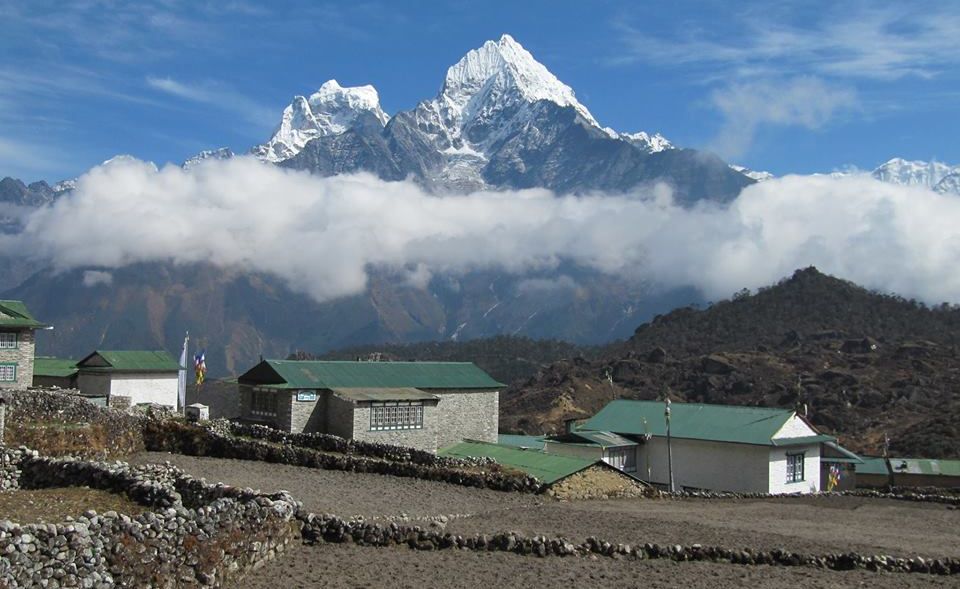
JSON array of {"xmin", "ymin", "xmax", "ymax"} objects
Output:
[
  {"xmin": 178, "ymin": 331, "xmax": 189, "ymax": 415},
  {"xmin": 666, "ymin": 398, "xmax": 675, "ymax": 493}
]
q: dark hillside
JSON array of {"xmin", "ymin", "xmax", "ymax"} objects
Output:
[{"xmin": 501, "ymin": 268, "xmax": 960, "ymax": 459}]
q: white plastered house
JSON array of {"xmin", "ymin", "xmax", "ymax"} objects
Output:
[
  {"xmin": 579, "ymin": 400, "xmax": 834, "ymax": 494},
  {"xmin": 75, "ymin": 350, "xmax": 181, "ymax": 410}
]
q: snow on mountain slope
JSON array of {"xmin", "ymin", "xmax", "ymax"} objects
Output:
[
  {"xmin": 871, "ymin": 158, "xmax": 957, "ymax": 189},
  {"xmin": 182, "ymin": 147, "xmax": 234, "ymax": 169},
  {"xmin": 935, "ymin": 172, "xmax": 960, "ymax": 195},
  {"xmin": 730, "ymin": 165, "xmax": 774, "ymax": 182},
  {"xmin": 253, "ymin": 80, "xmax": 390, "ymax": 162},
  {"xmin": 616, "ymin": 130, "xmax": 674, "ymax": 154}
]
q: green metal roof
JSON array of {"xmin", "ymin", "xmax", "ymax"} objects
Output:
[
  {"xmin": 439, "ymin": 441, "xmax": 596, "ymax": 484},
  {"xmin": 497, "ymin": 434, "xmax": 546, "ymax": 451},
  {"xmin": 582, "ymin": 400, "xmax": 818, "ymax": 447},
  {"xmin": 570, "ymin": 430, "xmax": 638, "ymax": 448},
  {"xmin": 331, "ymin": 388, "xmax": 439, "ymax": 403},
  {"xmin": 33, "ymin": 357, "xmax": 79, "ymax": 378},
  {"xmin": 77, "ymin": 350, "xmax": 181, "ymax": 373},
  {"xmin": 855, "ymin": 457, "xmax": 890, "ymax": 476},
  {"xmin": 243, "ymin": 360, "xmax": 504, "ymax": 390},
  {"xmin": 0, "ymin": 300, "xmax": 47, "ymax": 329},
  {"xmin": 822, "ymin": 441, "xmax": 863, "ymax": 463}
]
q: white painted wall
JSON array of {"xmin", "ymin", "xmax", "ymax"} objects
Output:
[
  {"xmin": 638, "ymin": 437, "xmax": 771, "ymax": 493},
  {"xmin": 768, "ymin": 444, "xmax": 821, "ymax": 494},
  {"xmin": 772, "ymin": 414, "xmax": 817, "ymax": 439},
  {"xmin": 109, "ymin": 374, "xmax": 178, "ymax": 408}
]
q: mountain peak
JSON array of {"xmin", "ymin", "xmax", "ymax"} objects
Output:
[
  {"xmin": 253, "ymin": 79, "xmax": 389, "ymax": 162},
  {"xmin": 438, "ymin": 34, "xmax": 598, "ymax": 129},
  {"xmin": 872, "ymin": 157, "xmax": 957, "ymax": 189}
]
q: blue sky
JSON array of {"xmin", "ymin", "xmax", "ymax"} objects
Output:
[{"xmin": 2, "ymin": 0, "xmax": 959, "ymax": 182}]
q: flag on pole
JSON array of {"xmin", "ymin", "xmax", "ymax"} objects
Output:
[
  {"xmin": 178, "ymin": 332, "xmax": 189, "ymax": 412},
  {"xmin": 194, "ymin": 349, "xmax": 207, "ymax": 388}
]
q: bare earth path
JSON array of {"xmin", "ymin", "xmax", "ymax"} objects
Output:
[{"xmin": 131, "ymin": 453, "xmax": 960, "ymax": 588}]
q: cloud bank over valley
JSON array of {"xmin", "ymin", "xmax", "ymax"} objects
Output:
[{"xmin": 5, "ymin": 156, "xmax": 960, "ymax": 306}]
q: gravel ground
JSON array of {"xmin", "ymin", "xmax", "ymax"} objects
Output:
[
  {"xmin": 238, "ymin": 542, "xmax": 958, "ymax": 589},
  {"xmin": 131, "ymin": 453, "xmax": 960, "ymax": 588},
  {"xmin": 129, "ymin": 452, "xmax": 541, "ymax": 519},
  {"xmin": 0, "ymin": 487, "xmax": 146, "ymax": 524}
]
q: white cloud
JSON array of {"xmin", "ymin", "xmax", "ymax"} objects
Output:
[
  {"xmin": 7, "ymin": 156, "xmax": 960, "ymax": 306},
  {"xmin": 82, "ymin": 270, "xmax": 113, "ymax": 287},
  {"xmin": 709, "ymin": 77, "xmax": 858, "ymax": 158},
  {"xmin": 615, "ymin": 5, "xmax": 960, "ymax": 81},
  {"xmin": 146, "ymin": 76, "xmax": 275, "ymax": 128}
]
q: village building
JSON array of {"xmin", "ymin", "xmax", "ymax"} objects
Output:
[
  {"xmin": 32, "ymin": 357, "xmax": 79, "ymax": 390},
  {"xmin": 856, "ymin": 456, "xmax": 960, "ymax": 488},
  {"xmin": 820, "ymin": 440, "xmax": 862, "ymax": 491},
  {"xmin": 579, "ymin": 400, "xmax": 840, "ymax": 494},
  {"xmin": 542, "ymin": 428, "xmax": 640, "ymax": 473},
  {"xmin": 0, "ymin": 300, "xmax": 49, "ymax": 390},
  {"xmin": 75, "ymin": 350, "xmax": 181, "ymax": 410},
  {"xmin": 237, "ymin": 360, "xmax": 501, "ymax": 453},
  {"xmin": 439, "ymin": 440, "xmax": 648, "ymax": 499}
]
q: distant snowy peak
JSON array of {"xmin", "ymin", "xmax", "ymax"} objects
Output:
[
  {"xmin": 935, "ymin": 172, "xmax": 960, "ymax": 195},
  {"xmin": 436, "ymin": 34, "xmax": 599, "ymax": 133},
  {"xmin": 182, "ymin": 147, "xmax": 235, "ymax": 169},
  {"xmin": 730, "ymin": 165, "xmax": 774, "ymax": 182},
  {"xmin": 253, "ymin": 80, "xmax": 389, "ymax": 162},
  {"xmin": 871, "ymin": 158, "xmax": 958, "ymax": 189},
  {"xmin": 616, "ymin": 130, "xmax": 674, "ymax": 154}
]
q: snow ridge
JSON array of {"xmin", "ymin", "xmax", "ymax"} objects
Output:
[
  {"xmin": 253, "ymin": 80, "xmax": 389, "ymax": 162},
  {"xmin": 871, "ymin": 158, "xmax": 958, "ymax": 189}
]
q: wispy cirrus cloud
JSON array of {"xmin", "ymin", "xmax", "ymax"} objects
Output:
[
  {"xmin": 146, "ymin": 76, "xmax": 276, "ymax": 128},
  {"xmin": 613, "ymin": 4, "xmax": 960, "ymax": 81}
]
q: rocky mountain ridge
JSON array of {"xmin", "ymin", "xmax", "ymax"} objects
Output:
[{"xmin": 500, "ymin": 267, "xmax": 960, "ymax": 459}]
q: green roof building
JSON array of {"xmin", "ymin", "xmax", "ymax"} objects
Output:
[
  {"xmin": 0, "ymin": 300, "xmax": 50, "ymax": 390},
  {"xmin": 75, "ymin": 350, "xmax": 182, "ymax": 410},
  {"xmin": 856, "ymin": 456, "xmax": 960, "ymax": 488},
  {"xmin": 577, "ymin": 399, "xmax": 850, "ymax": 495},
  {"xmin": 238, "ymin": 359, "xmax": 503, "ymax": 453}
]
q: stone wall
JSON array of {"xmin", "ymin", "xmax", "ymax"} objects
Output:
[
  {"xmin": 0, "ymin": 328, "xmax": 34, "ymax": 390},
  {"xmin": 1, "ymin": 388, "xmax": 146, "ymax": 458},
  {"xmin": 351, "ymin": 401, "xmax": 440, "ymax": 453},
  {"xmin": 0, "ymin": 448, "xmax": 300, "ymax": 588},
  {"xmin": 435, "ymin": 390, "xmax": 498, "ymax": 449},
  {"xmin": 546, "ymin": 464, "xmax": 651, "ymax": 501}
]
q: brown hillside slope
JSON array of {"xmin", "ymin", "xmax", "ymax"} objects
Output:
[{"xmin": 501, "ymin": 268, "xmax": 960, "ymax": 458}]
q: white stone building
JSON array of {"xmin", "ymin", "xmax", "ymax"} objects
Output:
[
  {"xmin": 580, "ymin": 400, "xmax": 835, "ymax": 494},
  {"xmin": 75, "ymin": 350, "xmax": 181, "ymax": 409},
  {"xmin": 0, "ymin": 300, "xmax": 49, "ymax": 390}
]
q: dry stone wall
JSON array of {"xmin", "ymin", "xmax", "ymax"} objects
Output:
[{"xmin": 0, "ymin": 448, "xmax": 299, "ymax": 588}]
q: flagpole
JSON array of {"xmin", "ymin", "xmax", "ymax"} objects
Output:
[{"xmin": 178, "ymin": 331, "xmax": 189, "ymax": 415}]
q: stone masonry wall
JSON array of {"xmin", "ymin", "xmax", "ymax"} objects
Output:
[
  {"xmin": 0, "ymin": 447, "xmax": 300, "ymax": 588},
  {"xmin": 0, "ymin": 329, "xmax": 34, "ymax": 390},
  {"xmin": 435, "ymin": 390, "xmax": 498, "ymax": 449},
  {"xmin": 351, "ymin": 401, "xmax": 440, "ymax": 453}
]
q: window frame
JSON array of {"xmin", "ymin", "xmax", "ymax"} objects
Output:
[
  {"xmin": 604, "ymin": 446, "xmax": 637, "ymax": 472},
  {"xmin": 0, "ymin": 362, "xmax": 17, "ymax": 382},
  {"xmin": 370, "ymin": 401, "xmax": 424, "ymax": 431},
  {"xmin": 786, "ymin": 452, "xmax": 805, "ymax": 483},
  {"xmin": 250, "ymin": 387, "xmax": 278, "ymax": 417},
  {"xmin": 0, "ymin": 332, "xmax": 18, "ymax": 350}
]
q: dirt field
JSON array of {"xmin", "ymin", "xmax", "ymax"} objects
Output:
[
  {"xmin": 131, "ymin": 453, "xmax": 960, "ymax": 588},
  {"xmin": 0, "ymin": 487, "xmax": 147, "ymax": 524}
]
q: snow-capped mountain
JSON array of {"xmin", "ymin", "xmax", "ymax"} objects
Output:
[
  {"xmin": 182, "ymin": 147, "xmax": 234, "ymax": 169},
  {"xmin": 871, "ymin": 158, "xmax": 958, "ymax": 190},
  {"xmin": 253, "ymin": 80, "xmax": 390, "ymax": 163},
  {"xmin": 272, "ymin": 34, "xmax": 750, "ymax": 203},
  {"xmin": 935, "ymin": 172, "xmax": 960, "ymax": 195},
  {"xmin": 615, "ymin": 130, "xmax": 673, "ymax": 154},
  {"xmin": 730, "ymin": 165, "xmax": 774, "ymax": 182}
]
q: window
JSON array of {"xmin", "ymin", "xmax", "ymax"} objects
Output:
[
  {"xmin": 250, "ymin": 387, "xmax": 278, "ymax": 416},
  {"xmin": 605, "ymin": 447, "xmax": 637, "ymax": 472},
  {"xmin": 0, "ymin": 332, "xmax": 16, "ymax": 349},
  {"xmin": 370, "ymin": 401, "xmax": 423, "ymax": 431},
  {"xmin": 0, "ymin": 363, "xmax": 16, "ymax": 382},
  {"xmin": 786, "ymin": 453, "xmax": 805, "ymax": 483}
]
